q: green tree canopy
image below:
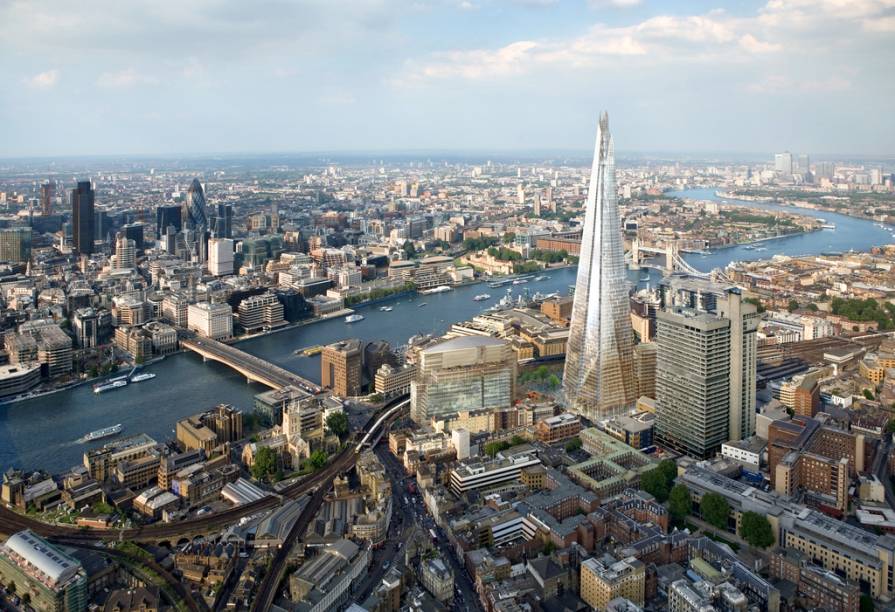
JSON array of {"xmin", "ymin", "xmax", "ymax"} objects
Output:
[
  {"xmin": 739, "ymin": 511, "xmax": 775, "ymax": 548},
  {"xmin": 787, "ymin": 299, "xmax": 800, "ymax": 312},
  {"xmin": 640, "ymin": 468, "xmax": 670, "ymax": 503},
  {"xmin": 668, "ymin": 484, "xmax": 692, "ymax": 525},
  {"xmin": 564, "ymin": 437, "xmax": 582, "ymax": 452},
  {"xmin": 308, "ymin": 450, "xmax": 327, "ymax": 470},
  {"xmin": 700, "ymin": 492, "xmax": 730, "ymax": 530},
  {"xmin": 250, "ymin": 446, "xmax": 277, "ymax": 481},
  {"xmin": 484, "ymin": 441, "xmax": 510, "ymax": 457},
  {"xmin": 326, "ymin": 412, "xmax": 349, "ymax": 438}
]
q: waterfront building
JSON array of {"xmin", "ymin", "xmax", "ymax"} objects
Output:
[
  {"xmin": 410, "ymin": 335, "xmax": 515, "ymax": 425},
  {"xmin": 580, "ymin": 555, "xmax": 645, "ymax": 610},
  {"xmin": 83, "ymin": 434, "xmax": 158, "ymax": 482},
  {"xmin": 321, "ymin": 339, "xmax": 364, "ymax": 397},
  {"xmin": 187, "ymin": 302, "xmax": 233, "ymax": 341},
  {"xmin": 0, "ymin": 363, "xmax": 41, "ymax": 399},
  {"xmin": 72, "ymin": 308, "xmax": 100, "ymax": 348},
  {"xmin": 176, "ymin": 404, "xmax": 243, "ymax": 453},
  {"xmin": 16, "ymin": 321, "xmax": 73, "ymax": 378},
  {"xmin": 0, "ymin": 530, "xmax": 88, "ymax": 612},
  {"xmin": 374, "ymin": 363, "xmax": 415, "ymax": 398},
  {"xmin": 0, "ymin": 227, "xmax": 32, "ymax": 263},
  {"xmin": 563, "ymin": 113, "xmax": 636, "ymax": 419},
  {"xmin": 71, "ymin": 181, "xmax": 95, "ymax": 255},
  {"xmin": 237, "ymin": 292, "xmax": 285, "ymax": 333},
  {"xmin": 207, "ymin": 237, "xmax": 234, "ymax": 276}
]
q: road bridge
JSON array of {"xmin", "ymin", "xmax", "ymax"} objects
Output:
[{"xmin": 180, "ymin": 336, "xmax": 322, "ymax": 394}]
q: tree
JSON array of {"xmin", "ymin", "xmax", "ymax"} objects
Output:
[
  {"xmin": 658, "ymin": 459, "xmax": 677, "ymax": 485},
  {"xmin": 251, "ymin": 446, "xmax": 277, "ymax": 481},
  {"xmin": 640, "ymin": 468, "xmax": 670, "ymax": 503},
  {"xmin": 787, "ymin": 299, "xmax": 800, "ymax": 312},
  {"xmin": 7, "ymin": 581, "xmax": 15, "ymax": 594},
  {"xmin": 739, "ymin": 511, "xmax": 775, "ymax": 548},
  {"xmin": 744, "ymin": 297, "xmax": 765, "ymax": 313},
  {"xmin": 326, "ymin": 412, "xmax": 349, "ymax": 438},
  {"xmin": 484, "ymin": 441, "xmax": 509, "ymax": 457},
  {"xmin": 668, "ymin": 484, "xmax": 692, "ymax": 525},
  {"xmin": 700, "ymin": 492, "xmax": 730, "ymax": 531},
  {"xmin": 510, "ymin": 435, "xmax": 526, "ymax": 446},
  {"xmin": 308, "ymin": 450, "xmax": 327, "ymax": 470},
  {"xmin": 402, "ymin": 240, "xmax": 417, "ymax": 259},
  {"xmin": 502, "ymin": 232, "xmax": 516, "ymax": 244},
  {"xmin": 859, "ymin": 595, "xmax": 874, "ymax": 612},
  {"xmin": 564, "ymin": 437, "xmax": 582, "ymax": 452},
  {"xmin": 887, "ymin": 419, "xmax": 895, "ymax": 434},
  {"xmin": 21, "ymin": 593, "xmax": 30, "ymax": 606},
  {"xmin": 864, "ymin": 389, "xmax": 876, "ymax": 401},
  {"xmin": 368, "ymin": 393, "xmax": 384, "ymax": 403}
]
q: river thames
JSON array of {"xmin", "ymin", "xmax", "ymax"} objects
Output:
[{"xmin": 2, "ymin": 187, "xmax": 892, "ymax": 472}]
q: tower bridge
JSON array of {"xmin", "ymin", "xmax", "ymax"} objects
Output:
[{"xmin": 628, "ymin": 237, "xmax": 710, "ymax": 277}]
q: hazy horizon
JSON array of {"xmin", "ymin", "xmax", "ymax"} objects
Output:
[{"xmin": 2, "ymin": 1, "xmax": 894, "ymax": 158}]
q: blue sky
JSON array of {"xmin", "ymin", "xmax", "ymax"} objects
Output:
[{"xmin": 2, "ymin": 0, "xmax": 893, "ymax": 157}]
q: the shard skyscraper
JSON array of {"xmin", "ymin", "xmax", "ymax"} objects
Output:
[{"xmin": 563, "ymin": 112, "xmax": 636, "ymax": 419}]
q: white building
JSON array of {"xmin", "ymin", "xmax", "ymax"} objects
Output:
[
  {"xmin": 207, "ymin": 238, "xmax": 235, "ymax": 276},
  {"xmin": 187, "ymin": 302, "xmax": 233, "ymax": 340}
]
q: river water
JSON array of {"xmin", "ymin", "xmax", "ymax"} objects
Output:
[{"xmin": 2, "ymin": 187, "xmax": 891, "ymax": 472}]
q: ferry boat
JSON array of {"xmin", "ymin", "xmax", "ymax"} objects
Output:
[
  {"xmin": 80, "ymin": 424, "xmax": 123, "ymax": 443},
  {"xmin": 345, "ymin": 314, "xmax": 365, "ymax": 323},
  {"xmin": 130, "ymin": 372, "xmax": 156, "ymax": 383},
  {"xmin": 295, "ymin": 345, "xmax": 323, "ymax": 356},
  {"xmin": 420, "ymin": 285, "xmax": 452, "ymax": 294},
  {"xmin": 512, "ymin": 279, "xmax": 528, "ymax": 285},
  {"xmin": 488, "ymin": 280, "xmax": 510, "ymax": 288},
  {"xmin": 534, "ymin": 275, "xmax": 547, "ymax": 281},
  {"xmin": 93, "ymin": 376, "xmax": 127, "ymax": 393},
  {"xmin": 821, "ymin": 224, "xmax": 836, "ymax": 230},
  {"xmin": 473, "ymin": 294, "xmax": 491, "ymax": 301},
  {"xmin": 379, "ymin": 306, "xmax": 393, "ymax": 312},
  {"xmin": 418, "ymin": 302, "xmax": 428, "ymax": 308}
]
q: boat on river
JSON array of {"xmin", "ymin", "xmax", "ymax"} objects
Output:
[{"xmin": 80, "ymin": 424, "xmax": 123, "ymax": 443}]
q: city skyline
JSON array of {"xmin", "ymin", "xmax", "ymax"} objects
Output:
[{"xmin": 2, "ymin": 0, "xmax": 894, "ymax": 157}]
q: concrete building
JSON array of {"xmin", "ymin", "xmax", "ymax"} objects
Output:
[
  {"xmin": 411, "ymin": 336, "xmax": 515, "ymax": 425},
  {"xmin": 176, "ymin": 404, "xmax": 243, "ymax": 453},
  {"xmin": 420, "ymin": 557, "xmax": 454, "ymax": 602},
  {"xmin": 237, "ymin": 292, "xmax": 285, "ymax": 332},
  {"xmin": 0, "ymin": 227, "xmax": 32, "ymax": 263},
  {"xmin": 449, "ymin": 452, "xmax": 541, "ymax": 495},
  {"xmin": 322, "ymin": 339, "xmax": 363, "ymax": 397},
  {"xmin": 374, "ymin": 363, "xmax": 415, "ymax": 398},
  {"xmin": 288, "ymin": 540, "xmax": 371, "ymax": 612},
  {"xmin": 187, "ymin": 302, "xmax": 233, "ymax": 341},
  {"xmin": 632, "ymin": 342, "xmax": 657, "ymax": 399},
  {"xmin": 0, "ymin": 530, "xmax": 88, "ymax": 612},
  {"xmin": 580, "ymin": 555, "xmax": 645, "ymax": 610},
  {"xmin": 535, "ymin": 413, "xmax": 582, "ymax": 444},
  {"xmin": 207, "ymin": 237, "xmax": 234, "ymax": 276},
  {"xmin": 655, "ymin": 279, "xmax": 757, "ymax": 458}
]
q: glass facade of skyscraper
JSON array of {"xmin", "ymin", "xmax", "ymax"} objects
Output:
[{"xmin": 563, "ymin": 113, "xmax": 636, "ymax": 419}]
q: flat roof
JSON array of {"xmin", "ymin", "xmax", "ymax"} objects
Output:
[{"xmin": 422, "ymin": 335, "xmax": 507, "ymax": 353}]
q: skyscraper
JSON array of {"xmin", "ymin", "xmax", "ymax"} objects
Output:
[
  {"xmin": 182, "ymin": 179, "xmax": 208, "ymax": 263},
  {"xmin": 39, "ymin": 181, "xmax": 54, "ymax": 216},
  {"xmin": 71, "ymin": 180, "xmax": 95, "ymax": 255},
  {"xmin": 654, "ymin": 276, "xmax": 758, "ymax": 458},
  {"xmin": 563, "ymin": 113, "xmax": 636, "ymax": 419}
]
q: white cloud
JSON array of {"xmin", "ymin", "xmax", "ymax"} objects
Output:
[
  {"xmin": 739, "ymin": 33, "xmax": 782, "ymax": 53},
  {"xmin": 97, "ymin": 68, "xmax": 158, "ymax": 88},
  {"xmin": 589, "ymin": 0, "xmax": 642, "ymax": 7},
  {"xmin": 863, "ymin": 15, "xmax": 895, "ymax": 31},
  {"xmin": 25, "ymin": 69, "xmax": 59, "ymax": 89}
]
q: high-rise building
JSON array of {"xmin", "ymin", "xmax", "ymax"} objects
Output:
[
  {"xmin": 182, "ymin": 178, "xmax": 208, "ymax": 262},
  {"xmin": 410, "ymin": 336, "xmax": 516, "ymax": 425},
  {"xmin": 563, "ymin": 113, "xmax": 636, "ymax": 419},
  {"xmin": 322, "ymin": 339, "xmax": 364, "ymax": 397},
  {"xmin": 39, "ymin": 181, "xmax": 54, "ymax": 216},
  {"xmin": 208, "ymin": 237, "xmax": 234, "ymax": 276},
  {"xmin": 113, "ymin": 233, "xmax": 136, "ymax": 270},
  {"xmin": 156, "ymin": 205, "xmax": 182, "ymax": 239},
  {"xmin": 0, "ymin": 227, "xmax": 32, "ymax": 263},
  {"xmin": 655, "ymin": 277, "xmax": 758, "ymax": 458},
  {"xmin": 71, "ymin": 180, "xmax": 95, "ymax": 255},
  {"xmin": 237, "ymin": 292, "xmax": 285, "ymax": 332},
  {"xmin": 633, "ymin": 342, "xmax": 657, "ymax": 400},
  {"xmin": 774, "ymin": 152, "xmax": 793, "ymax": 177},
  {"xmin": 210, "ymin": 203, "xmax": 233, "ymax": 238}
]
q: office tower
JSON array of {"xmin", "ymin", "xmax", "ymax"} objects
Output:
[
  {"xmin": 187, "ymin": 302, "xmax": 233, "ymax": 340},
  {"xmin": 207, "ymin": 237, "xmax": 235, "ymax": 276},
  {"xmin": 655, "ymin": 277, "xmax": 757, "ymax": 457},
  {"xmin": 113, "ymin": 233, "xmax": 136, "ymax": 270},
  {"xmin": 71, "ymin": 180, "xmax": 95, "ymax": 255},
  {"xmin": 182, "ymin": 178, "xmax": 208, "ymax": 262},
  {"xmin": 0, "ymin": 227, "xmax": 32, "ymax": 263},
  {"xmin": 774, "ymin": 152, "xmax": 793, "ymax": 176},
  {"xmin": 210, "ymin": 203, "xmax": 233, "ymax": 238},
  {"xmin": 563, "ymin": 113, "xmax": 636, "ymax": 419},
  {"xmin": 94, "ymin": 210, "xmax": 109, "ymax": 243},
  {"xmin": 517, "ymin": 184, "xmax": 525, "ymax": 205},
  {"xmin": 410, "ymin": 336, "xmax": 516, "ymax": 425},
  {"xmin": 815, "ymin": 161, "xmax": 835, "ymax": 180},
  {"xmin": 156, "ymin": 205, "xmax": 182, "ymax": 239},
  {"xmin": 533, "ymin": 194, "xmax": 541, "ymax": 217},
  {"xmin": 795, "ymin": 153, "xmax": 810, "ymax": 176},
  {"xmin": 632, "ymin": 342, "xmax": 657, "ymax": 399},
  {"xmin": 39, "ymin": 181, "xmax": 54, "ymax": 216},
  {"xmin": 237, "ymin": 292, "xmax": 285, "ymax": 332},
  {"xmin": 322, "ymin": 339, "xmax": 364, "ymax": 397},
  {"xmin": 122, "ymin": 222, "xmax": 145, "ymax": 251}
]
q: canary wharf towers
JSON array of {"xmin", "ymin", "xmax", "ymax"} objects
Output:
[{"xmin": 563, "ymin": 113, "xmax": 636, "ymax": 419}]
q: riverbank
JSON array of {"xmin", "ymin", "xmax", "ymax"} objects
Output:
[{"xmin": 716, "ymin": 188, "xmax": 893, "ymax": 225}]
